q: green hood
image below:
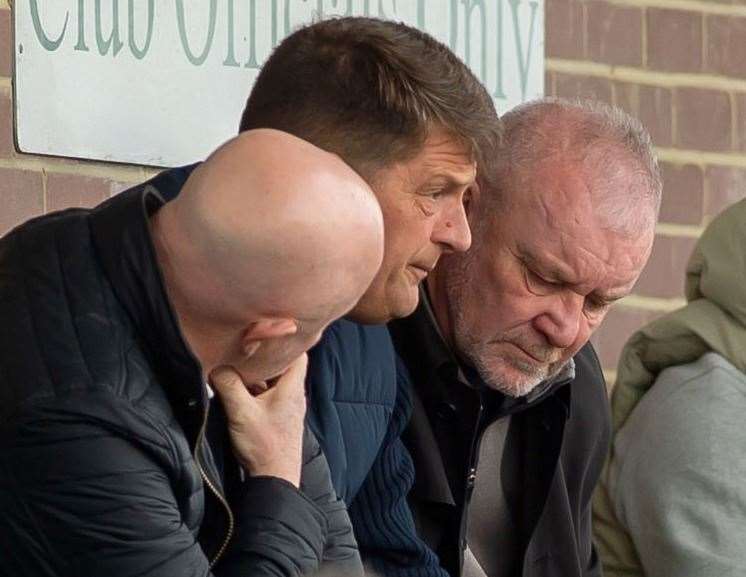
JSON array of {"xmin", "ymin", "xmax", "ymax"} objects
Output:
[
  {"xmin": 593, "ymin": 199, "xmax": 746, "ymax": 577},
  {"xmin": 611, "ymin": 197, "xmax": 746, "ymax": 431}
]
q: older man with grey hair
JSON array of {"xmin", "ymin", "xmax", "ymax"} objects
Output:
[{"xmin": 387, "ymin": 98, "xmax": 661, "ymax": 577}]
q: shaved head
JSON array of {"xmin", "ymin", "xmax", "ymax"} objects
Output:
[{"xmin": 151, "ymin": 129, "xmax": 384, "ymax": 381}]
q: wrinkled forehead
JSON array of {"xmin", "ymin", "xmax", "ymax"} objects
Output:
[
  {"xmin": 497, "ymin": 165, "xmax": 654, "ymax": 291},
  {"xmin": 506, "ymin": 155, "xmax": 654, "ymax": 232},
  {"xmin": 518, "ymin": 217, "xmax": 654, "ymax": 297}
]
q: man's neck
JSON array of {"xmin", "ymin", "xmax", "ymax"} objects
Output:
[
  {"xmin": 150, "ymin": 217, "xmax": 217, "ymax": 380},
  {"xmin": 424, "ymin": 271, "xmax": 454, "ymax": 348}
]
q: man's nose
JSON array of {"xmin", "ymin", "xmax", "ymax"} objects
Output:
[
  {"xmin": 532, "ymin": 293, "xmax": 584, "ymax": 350},
  {"xmin": 434, "ymin": 199, "xmax": 472, "ymax": 253}
]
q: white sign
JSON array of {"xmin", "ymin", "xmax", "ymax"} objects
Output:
[{"xmin": 14, "ymin": 1, "xmax": 544, "ymax": 167}]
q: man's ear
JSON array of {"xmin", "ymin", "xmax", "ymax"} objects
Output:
[
  {"xmin": 241, "ymin": 318, "xmax": 298, "ymax": 357},
  {"xmin": 463, "ymin": 180, "xmax": 481, "ymax": 218}
]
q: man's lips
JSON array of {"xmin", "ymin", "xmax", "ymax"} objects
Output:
[
  {"xmin": 407, "ymin": 263, "xmax": 435, "ymax": 281},
  {"xmin": 502, "ymin": 341, "xmax": 557, "ymax": 364}
]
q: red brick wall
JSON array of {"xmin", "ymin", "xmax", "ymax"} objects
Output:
[
  {"xmin": 1, "ymin": 1, "xmax": 742, "ymax": 384},
  {"xmin": 0, "ymin": 0, "xmax": 157, "ymax": 239},
  {"xmin": 546, "ymin": 0, "xmax": 746, "ymax": 384}
]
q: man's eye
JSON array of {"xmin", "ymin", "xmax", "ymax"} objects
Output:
[
  {"xmin": 524, "ymin": 267, "xmax": 557, "ymax": 295},
  {"xmin": 583, "ymin": 298, "xmax": 609, "ymax": 317},
  {"xmin": 425, "ymin": 189, "xmax": 445, "ymax": 200}
]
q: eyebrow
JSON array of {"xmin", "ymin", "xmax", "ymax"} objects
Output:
[
  {"xmin": 418, "ymin": 172, "xmax": 475, "ymax": 193},
  {"xmin": 521, "ymin": 252, "xmax": 631, "ymax": 303},
  {"xmin": 432, "ymin": 163, "xmax": 477, "ymax": 186}
]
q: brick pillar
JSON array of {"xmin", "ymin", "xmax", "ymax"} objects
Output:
[{"xmin": 546, "ymin": 0, "xmax": 746, "ymax": 386}]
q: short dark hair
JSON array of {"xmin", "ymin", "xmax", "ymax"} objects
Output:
[{"xmin": 239, "ymin": 17, "xmax": 500, "ymax": 179}]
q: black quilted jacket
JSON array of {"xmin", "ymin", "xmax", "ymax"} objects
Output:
[{"xmin": 0, "ymin": 179, "xmax": 361, "ymax": 577}]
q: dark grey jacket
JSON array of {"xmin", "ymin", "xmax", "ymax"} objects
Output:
[
  {"xmin": 390, "ymin": 301, "xmax": 609, "ymax": 577},
  {"xmin": 0, "ymin": 178, "xmax": 361, "ymax": 577}
]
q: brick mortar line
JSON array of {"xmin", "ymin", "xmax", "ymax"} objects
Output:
[
  {"xmin": 619, "ymin": 294, "xmax": 687, "ymax": 312},
  {"xmin": 655, "ymin": 222, "xmax": 704, "ymax": 237},
  {"xmin": 641, "ymin": 6, "xmax": 648, "ymax": 69},
  {"xmin": 730, "ymin": 93, "xmax": 739, "ymax": 151},
  {"xmin": 701, "ymin": 5, "xmax": 708, "ymax": 82},
  {"xmin": 581, "ymin": 2, "xmax": 589, "ymax": 65},
  {"xmin": 0, "ymin": 157, "xmax": 157, "ymax": 182},
  {"xmin": 603, "ymin": 0, "xmax": 746, "ymax": 17},
  {"xmin": 547, "ymin": 58, "xmax": 746, "ymax": 92},
  {"xmin": 656, "ymin": 146, "xmax": 746, "ymax": 168}
]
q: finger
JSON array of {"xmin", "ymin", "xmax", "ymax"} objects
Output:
[{"xmin": 209, "ymin": 366, "xmax": 256, "ymax": 416}]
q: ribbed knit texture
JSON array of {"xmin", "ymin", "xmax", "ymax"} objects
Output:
[{"xmin": 349, "ymin": 356, "xmax": 449, "ymax": 577}]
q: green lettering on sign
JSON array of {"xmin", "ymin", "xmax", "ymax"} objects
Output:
[
  {"xmin": 493, "ymin": 0, "xmax": 505, "ymax": 99},
  {"xmin": 128, "ymin": 0, "xmax": 154, "ymax": 59},
  {"xmin": 271, "ymin": 0, "xmax": 278, "ymax": 48},
  {"xmin": 176, "ymin": 0, "xmax": 218, "ymax": 66},
  {"xmin": 283, "ymin": 0, "xmax": 293, "ymax": 38},
  {"xmin": 509, "ymin": 0, "xmax": 538, "ymax": 101},
  {"xmin": 244, "ymin": 0, "xmax": 260, "ymax": 69},
  {"xmin": 95, "ymin": 0, "xmax": 124, "ymax": 56},
  {"xmin": 462, "ymin": 0, "xmax": 486, "ymax": 82},
  {"xmin": 75, "ymin": 0, "xmax": 89, "ymax": 52},
  {"xmin": 224, "ymin": 0, "xmax": 239, "ymax": 66},
  {"xmin": 29, "ymin": 0, "xmax": 68, "ymax": 51},
  {"xmin": 449, "ymin": 0, "xmax": 458, "ymax": 51}
]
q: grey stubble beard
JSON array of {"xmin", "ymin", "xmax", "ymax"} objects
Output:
[{"xmin": 444, "ymin": 255, "xmax": 565, "ymax": 398}]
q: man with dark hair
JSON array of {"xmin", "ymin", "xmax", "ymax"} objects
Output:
[
  {"xmin": 241, "ymin": 17, "xmax": 500, "ymax": 323},
  {"xmin": 235, "ymin": 16, "xmax": 503, "ymax": 576}
]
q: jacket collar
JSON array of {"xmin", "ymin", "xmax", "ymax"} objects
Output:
[
  {"xmin": 88, "ymin": 171, "xmax": 206, "ymax": 412},
  {"xmin": 392, "ymin": 286, "xmax": 575, "ymax": 507}
]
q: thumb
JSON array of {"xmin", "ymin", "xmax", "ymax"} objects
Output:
[{"xmin": 209, "ymin": 366, "xmax": 256, "ymax": 416}]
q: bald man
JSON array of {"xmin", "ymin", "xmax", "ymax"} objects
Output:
[{"xmin": 0, "ymin": 130, "xmax": 384, "ymax": 577}]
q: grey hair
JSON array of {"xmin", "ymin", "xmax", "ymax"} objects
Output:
[{"xmin": 480, "ymin": 97, "xmax": 661, "ymax": 237}]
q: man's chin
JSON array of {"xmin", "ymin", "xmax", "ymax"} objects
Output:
[
  {"xmin": 388, "ymin": 285, "xmax": 420, "ymax": 320},
  {"xmin": 473, "ymin": 355, "xmax": 549, "ymax": 398},
  {"xmin": 347, "ymin": 284, "xmax": 419, "ymax": 324},
  {"xmin": 493, "ymin": 355, "xmax": 571, "ymax": 397}
]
